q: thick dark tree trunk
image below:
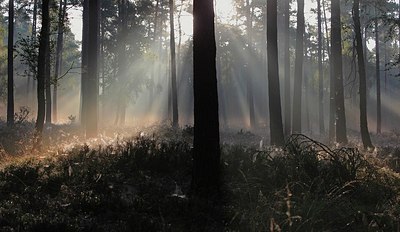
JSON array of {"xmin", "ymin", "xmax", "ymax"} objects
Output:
[
  {"xmin": 81, "ymin": 0, "xmax": 89, "ymax": 128},
  {"xmin": 374, "ymin": 13, "xmax": 381, "ymax": 134},
  {"xmin": 7, "ymin": 0, "xmax": 14, "ymax": 126},
  {"xmin": 53, "ymin": 0, "xmax": 67, "ymax": 123},
  {"xmin": 86, "ymin": 0, "xmax": 99, "ymax": 138},
  {"xmin": 36, "ymin": 0, "xmax": 50, "ymax": 134},
  {"xmin": 169, "ymin": 0, "xmax": 179, "ymax": 127},
  {"xmin": 331, "ymin": 0, "xmax": 347, "ymax": 143},
  {"xmin": 352, "ymin": 0, "xmax": 373, "ymax": 149},
  {"xmin": 283, "ymin": 0, "xmax": 291, "ymax": 136},
  {"xmin": 192, "ymin": 0, "xmax": 220, "ymax": 198},
  {"xmin": 292, "ymin": 0, "xmax": 304, "ymax": 133},
  {"xmin": 267, "ymin": 0, "xmax": 285, "ymax": 146},
  {"xmin": 317, "ymin": 0, "xmax": 325, "ymax": 135}
]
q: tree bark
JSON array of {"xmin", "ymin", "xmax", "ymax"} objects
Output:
[
  {"xmin": 7, "ymin": 0, "xmax": 14, "ymax": 126},
  {"xmin": 81, "ymin": 0, "xmax": 89, "ymax": 129},
  {"xmin": 317, "ymin": 0, "xmax": 325, "ymax": 135},
  {"xmin": 53, "ymin": 0, "xmax": 67, "ymax": 123},
  {"xmin": 192, "ymin": 0, "xmax": 220, "ymax": 198},
  {"xmin": 36, "ymin": 0, "xmax": 50, "ymax": 135},
  {"xmin": 331, "ymin": 0, "xmax": 347, "ymax": 143},
  {"xmin": 352, "ymin": 0, "xmax": 373, "ymax": 149},
  {"xmin": 86, "ymin": 0, "xmax": 99, "ymax": 137},
  {"xmin": 292, "ymin": 0, "xmax": 304, "ymax": 133},
  {"xmin": 246, "ymin": 0, "xmax": 255, "ymax": 130},
  {"xmin": 283, "ymin": 0, "xmax": 291, "ymax": 136},
  {"xmin": 267, "ymin": 0, "xmax": 285, "ymax": 146},
  {"xmin": 374, "ymin": 11, "xmax": 381, "ymax": 134},
  {"xmin": 169, "ymin": 0, "xmax": 179, "ymax": 127}
]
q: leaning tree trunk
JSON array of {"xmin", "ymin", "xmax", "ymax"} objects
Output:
[
  {"xmin": 352, "ymin": 0, "xmax": 373, "ymax": 149},
  {"xmin": 36, "ymin": 0, "xmax": 50, "ymax": 135},
  {"xmin": 7, "ymin": 0, "xmax": 14, "ymax": 126},
  {"xmin": 292, "ymin": 0, "xmax": 304, "ymax": 133},
  {"xmin": 169, "ymin": 0, "xmax": 179, "ymax": 127},
  {"xmin": 331, "ymin": 0, "xmax": 347, "ymax": 143},
  {"xmin": 192, "ymin": 0, "xmax": 220, "ymax": 199},
  {"xmin": 86, "ymin": 0, "xmax": 99, "ymax": 138},
  {"xmin": 267, "ymin": 0, "xmax": 285, "ymax": 146}
]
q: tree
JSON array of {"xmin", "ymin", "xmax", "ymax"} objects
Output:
[
  {"xmin": 246, "ymin": 0, "xmax": 256, "ymax": 130},
  {"xmin": 36, "ymin": 0, "xmax": 50, "ymax": 135},
  {"xmin": 352, "ymin": 0, "xmax": 373, "ymax": 149},
  {"xmin": 53, "ymin": 0, "xmax": 67, "ymax": 123},
  {"xmin": 267, "ymin": 0, "xmax": 284, "ymax": 146},
  {"xmin": 169, "ymin": 0, "xmax": 178, "ymax": 127},
  {"xmin": 81, "ymin": 0, "xmax": 89, "ymax": 128},
  {"xmin": 86, "ymin": 0, "xmax": 99, "ymax": 138},
  {"xmin": 331, "ymin": 0, "xmax": 347, "ymax": 143},
  {"xmin": 191, "ymin": 0, "xmax": 220, "ymax": 198},
  {"xmin": 292, "ymin": 0, "xmax": 304, "ymax": 133},
  {"xmin": 283, "ymin": 0, "xmax": 291, "ymax": 136},
  {"xmin": 375, "ymin": 7, "xmax": 381, "ymax": 134},
  {"xmin": 7, "ymin": 0, "xmax": 14, "ymax": 126},
  {"xmin": 317, "ymin": 0, "xmax": 325, "ymax": 135}
]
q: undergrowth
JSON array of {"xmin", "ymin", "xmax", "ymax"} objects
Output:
[{"xmin": 0, "ymin": 131, "xmax": 399, "ymax": 231}]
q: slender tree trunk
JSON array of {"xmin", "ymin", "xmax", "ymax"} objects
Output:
[
  {"xmin": 246, "ymin": 0, "xmax": 255, "ymax": 130},
  {"xmin": 283, "ymin": 0, "xmax": 291, "ymax": 136},
  {"xmin": 86, "ymin": 0, "xmax": 99, "ymax": 137},
  {"xmin": 192, "ymin": 0, "xmax": 220, "ymax": 198},
  {"xmin": 292, "ymin": 0, "xmax": 304, "ymax": 133},
  {"xmin": 53, "ymin": 0, "xmax": 67, "ymax": 123},
  {"xmin": 45, "ymin": 40, "xmax": 51, "ymax": 124},
  {"xmin": 352, "ymin": 0, "xmax": 373, "ymax": 149},
  {"xmin": 81, "ymin": 0, "xmax": 89, "ymax": 128},
  {"xmin": 27, "ymin": 0, "xmax": 38, "ymax": 102},
  {"xmin": 7, "ymin": 0, "xmax": 14, "ymax": 126},
  {"xmin": 331, "ymin": 0, "xmax": 347, "ymax": 143},
  {"xmin": 36, "ymin": 0, "xmax": 50, "ymax": 135},
  {"xmin": 267, "ymin": 0, "xmax": 285, "ymax": 146},
  {"xmin": 317, "ymin": 0, "xmax": 325, "ymax": 135},
  {"xmin": 374, "ymin": 12, "xmax": 381, "ymax": 134},
  {"xmin": 169, "ymin": 0, "xmax": 179, "ymax": 127}
]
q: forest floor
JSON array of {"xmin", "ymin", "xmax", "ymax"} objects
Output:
[{"xmin": 0, "ymin": 120, "xmax": 400, "ymax": 231}]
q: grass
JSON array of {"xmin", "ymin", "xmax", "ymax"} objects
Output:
[{"xmin": 0, "ymin": 125, "xmax": 399, "ymax": 231}]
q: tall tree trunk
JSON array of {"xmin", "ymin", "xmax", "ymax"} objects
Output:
[
  {"xmin": 317, "ymin": 0, "xmax": 325, "ymax": 135},
  {"xmin": 292, "ymin": 0, "xmax": 304, "ymax": 133},
  {"xmin": 86, "ymin": 0, "xmax": 99, "ymax": 137},
  {"xmin": 267, "ymin": 0, "xmax": 285, "ymax": 146},
  {"xmin": 36, "ymin": 0, "xmax": 50, "ymax": 135},
  {"xmin": 7, "ymin": 0, "xmax": 14, "ymax": 126},
  {"xmin": 192, "ymin": 0, "xmax": 220, "ymax": 198},
  {"xmin": 81, "ymin": 0, "xmax": 89, "ymax": 128},
  {"xmin": 246, "ymin": 0, "xmax": 255, "ymax": 130},
  {"xmin": 28, "ymin": 0, "xmax": 38, "ymax": 103},
  {"xmin": 374, "ymin": 11, "xmax": 381, "ymax": 134},
  {"xmin": 169, "ymin": 0, "xmax": 179, "ymax": 127},
  {"xmin": 331, "ymin": 0, "xmax": 347, "ymax": 143},
  {"xmin": 45, "ymin": 40, "xmax": 51, "ymax": 124},
  {"xmin": 283, "ymin": 0, "xmax": 291, "ymax": 136},
  {"xmin": 53, "ymin": 0, "xmax": 67, "ymax": 123},
  {"xmin": 352, "ymin": 0, "xmax": 373, "ymax": 149}
]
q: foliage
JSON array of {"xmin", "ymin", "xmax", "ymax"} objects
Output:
[{"xmin": 0, "ymin": 129, "xmax": 399, "ymax": 231}]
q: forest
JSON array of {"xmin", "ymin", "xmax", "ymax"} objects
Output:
[{"xmin": 0, "ymin": 0, "xmax": 400, "ymax": 231}]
